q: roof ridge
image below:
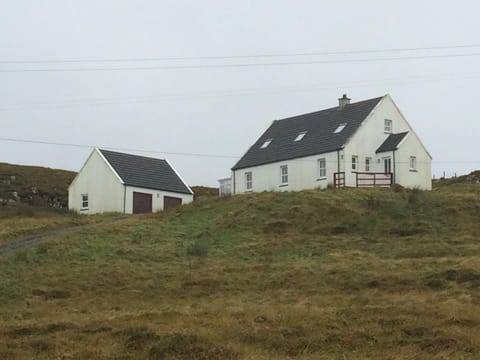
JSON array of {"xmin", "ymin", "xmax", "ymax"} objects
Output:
[
  {"xmin": 99, "ymin": 148, "xmax": 166, "ymax": 162},
  {"xmin": 275, "ymin": 96, "xmax": 384, "ymax": 123}
]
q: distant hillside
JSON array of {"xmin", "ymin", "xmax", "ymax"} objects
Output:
[
  {"xmin": 0, "ymin": 162, "xmax": 76, "ymax": 210},
  {"xmin": 191, "ymin": 185, "xmax": 218, "ymax": 201},
  {"xmin": 433, "ymin": 170, "xmax": 480, "ymax": 187}
]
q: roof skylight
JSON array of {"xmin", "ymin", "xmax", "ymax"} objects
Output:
[
  {"xmin": 334, "ymin": 123, "xmax": 347, "ymax": 134},
  {"xmin": 294, "ymin": 131, "xmax": 307, "ymax": 142},
  {"xmin": 260, "ymin": 138, "xmax": 273, "ymax": 149}
]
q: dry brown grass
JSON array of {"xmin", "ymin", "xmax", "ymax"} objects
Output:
[{"xmin": 0, "ymin": 185, "xmax": 479, "ymax": 359}]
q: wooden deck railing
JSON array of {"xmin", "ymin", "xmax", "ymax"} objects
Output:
[
  {"xmin": 355, "ymin": 172, "xmax": 393, "ymax": 187},
  {"xmin": 333, "ymin": 172, "xmax": 346, "ymax": 188}
]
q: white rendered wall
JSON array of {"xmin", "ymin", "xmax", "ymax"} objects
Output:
[
  {"xmin": 343, "ymin": 95, "xmax": 432, "ymax": 189},
  {"xmin": 124, "ymin": 185, "xmax": 193, "ymax": 214},
  {"xmin": 68, "ymin": 150, "xmax": 125, "ymax": 214},
  {"xmin": 233, "ymin": 151, "xmax": 339, "ymax": 194},
  {"xmin": 395, "ymin": 133, "xmax": 432, "ymax": 190}
]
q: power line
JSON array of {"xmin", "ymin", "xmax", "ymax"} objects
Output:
[
  {"xmin": 0, "ymin": 137, "xmax": 479, "ymax": 165},
  {"xmin": 0, "ymin": 137, "xmax": 239, "ymax": 159},
  {"xmin": 1, "ymin": 71, "xmax": 479, "ymax": 113},
  {"xmin": 1, "ymin": 44, "xmax": 480, "ymax": 64},
  {"xmin": 1, "ymin": 52, "xmax": 480, "ymax": 73}
]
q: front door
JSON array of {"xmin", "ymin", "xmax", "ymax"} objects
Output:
[
  {"xmin": 132, "ymin": 192, "xmax": 153, "ymax": 214},
  {"xmin": 164, "ymin": 196, "xmax": 182, "ymax": 210},
  {"xmin": 383, "ymin": 157, "xmax": 392, "ymax": 174}
]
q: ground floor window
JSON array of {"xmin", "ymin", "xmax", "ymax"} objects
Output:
[
  {"xmin": 318, "ymin": 158, "xmax": 326, "ymax": 178},
  {"xmin": 81, "ymin": 194, "xmax": 89, "ymax": 209},
  {"xmin": 245, "ymin": 172, "xmax": 253, "ymax": 190},
  {"xmin": 280, "ymin": 165, "xmax": 288, "ymax": 185},
  {"xmin": 410, "ymin": 156, "xmax": 417, "ymax": 171}
]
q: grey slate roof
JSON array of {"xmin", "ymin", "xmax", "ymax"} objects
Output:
[
  {"xmin": 376, "ymin": 132, "xmax": 409, "ymax": 153},
  {"xmin": 99, "ymin": 149, "xmax": 192, "ymax": 194},
  {"xmin": 232, "ymin": 96, "xmax": 384, "ymax": 170}
]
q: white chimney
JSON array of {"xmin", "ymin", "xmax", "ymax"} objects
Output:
[{"xmin": 338, "ymin": 94, "xmax": 351, "ymax": 109}]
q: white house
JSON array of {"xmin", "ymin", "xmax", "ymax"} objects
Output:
[
  {"xmin": 227, "ymin": 94, "xmax": 432, "ymax": 194},
  {"xmin": 69, "ymin": 148, "xmax": 193, "ymax": 214}
]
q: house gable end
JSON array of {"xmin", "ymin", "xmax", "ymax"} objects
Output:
[
  {"xmin": 68, "ymin": 148, "xmax": 126, "ymax": 213},
  {"xmin": 68, "ymin": 149, "xmax": 97, "ymax": 190},
  {"xmin": 384, "ymin": 94, "xmax": 432, "ymax": 159},
  {"xmin": 95, "ymin": 148, "xmax": 125, "ymax": 184}
]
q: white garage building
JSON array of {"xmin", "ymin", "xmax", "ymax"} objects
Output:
[{"xmin": 69, "ymin": 148, "xmax": 193, "ymax": 214}]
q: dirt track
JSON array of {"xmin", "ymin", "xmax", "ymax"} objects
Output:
[{"xmin": 0, "ymin": 216, "xmax": 131, "ymax": 256}]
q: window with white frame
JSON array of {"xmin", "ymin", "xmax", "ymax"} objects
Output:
[
  {"xmin": 81, "ymin": 194, "xmax": 89, "ymax": 209},
  {"xmin": 410, "ymin": 156, "xmax": 417, "ymax": 171},
  {"xmin": 294, "ymin": 131, "xmax": 307, "ymax": 142},
  {"xmin": 280, "ymin": 165, "xmax": 288, "ymax": 185},
  {"xmin": 318, "ymin": 158, "xmax": 326, "ymax": 178},
  {"xmin": 245, "ymin": 172, "xmax": 253, "ymax": 190},
  {"xmin": 260, "ymin": 138, "xmax": 273, "ymax": 149},
  {"xmin": 384, "ymin": 119, "xmax": 393, "ymax": 133},
  {"xmin": 365, "ymin": 157, "xmax": 372, "ymax": 171},
  {"xmin": 351, "ymin": 156, "xmax": 358, "ymax": 171}
]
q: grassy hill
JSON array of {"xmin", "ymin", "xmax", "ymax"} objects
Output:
[
  {"xmin": 0, "ymin": 162, "xmax": 76, "ymax": 214},
  {"xmin": 434, "ymin": 170, "xmax": 480, "ymax": 188},
  {"xmin": 0, "ymin": 163, "xmax": 219, "ymax": 245},
  {"xmin": 0, "ymin": 163, "xmax": 99, "ymax": 244},
  {"xmin": 0, "ymin": 184, "xmax": 479, "ymax": 359}
]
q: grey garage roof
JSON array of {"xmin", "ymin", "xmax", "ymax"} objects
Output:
[
  {"xmin": 232, "ymin": 96, "xmax": 384, "ymax": 170},
  {"xmin": 99, "ymin": 149, "xmax": 193, "ymax": 195},
  {"xmin": 376, "ymin": 132, "xmax": 409, "ymax": 153}
]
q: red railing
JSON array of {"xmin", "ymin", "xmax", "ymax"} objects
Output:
[
  {"xmin": 334, "ymin": 172, "xmax": 346, "ymax": 188},
  {"xmin": 355, "ymin": 172, "xmax": 393, "ymax": 187}
]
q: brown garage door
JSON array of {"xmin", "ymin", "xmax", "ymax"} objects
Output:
[
  {"xmin": 164, "ymin": 196, "xmax": 182, "ymax": 210},
  {"xmin": 132, "ymin": 192, "xmax": 153, "ymax": 214}
]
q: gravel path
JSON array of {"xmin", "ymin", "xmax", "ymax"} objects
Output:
[{"xmin": 0, "ymin": 215, "xmax": 131, "ymax": 256}]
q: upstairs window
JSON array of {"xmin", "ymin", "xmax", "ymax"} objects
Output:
[
  {"xmin": 334, "ymin": 123, "xmax": 347, "ymax": 134},
  {"xmin": 318, "ymin": 158, "xmax": 326, "ymax": 178},
  {"xmin": 245, "ymin": 172, "xmax": 253, "ymax": 190},
  {"xmin": 260, "ymin": 138, "xmax": 272, "ymax": 149},
  {"xmin": 410, "ymin": 156, "xmax": 417, "ymax": 171},
  {"xmin": 352, "ymin": 156, "xmax": 358, "ymax": 171},
  {"xmin": 384, "ymin": 119, "xmax": 393, "ymax": 133},
  {"xmin": 294, "ymin": 131, "xmax": 307, "ymax": 142},
  {"xmin": 81, "ymin": 194, "xmax": 89, "ymax": 209},
  {"xmin": 280, "ymin": 165, "xmax": 288, "ymax": 185}
]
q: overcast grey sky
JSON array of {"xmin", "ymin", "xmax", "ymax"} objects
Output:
[{"xmin": 1, "ymin": 1, "xmax": 479, "ymax": 186}]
